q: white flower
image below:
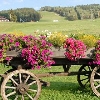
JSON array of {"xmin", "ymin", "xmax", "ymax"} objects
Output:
[{"xmin": 65, "ymin": 35, "xmax": 68, "ymax": 37}]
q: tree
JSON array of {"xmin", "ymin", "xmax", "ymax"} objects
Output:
[
  {"xmin": 9, "ymin": 9, "xmax": 17, "ymax": 22},
  {"xmin": 40, "ymin": 4, "xmax": 100, "ymax": 21}
]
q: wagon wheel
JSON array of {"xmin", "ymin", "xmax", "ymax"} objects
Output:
[
  {"xmin": 90, "ymin": 66, "xmax": 100, "ymax": 97},
  {"xmin": 77, "ymin": 65, "xmax": 93, "ymax": 88},
  {"xmin": 1, "ymin": 69, "xmax": 41, "ymax": 100},
  {"xmin": 0, "ymin": 69, "xmax": 14, "ymax": 86}
]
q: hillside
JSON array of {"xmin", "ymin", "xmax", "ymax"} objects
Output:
[
  {"xmin": 0, "ymin": 11, "xmax": 100, "ymax": 35},
  {"xmin": 1, "ymin": 4, "xmax": 100, "ymax": 22},
  {"xmin": 40, "ymin": 4, "xmax": 100, "ymax": 21},
  {"xmin": 39, "ymin": 11, "xmax": 66, "ymax": 22}
]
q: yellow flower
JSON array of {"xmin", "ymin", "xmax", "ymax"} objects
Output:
[
  {"xmin": 70, "ymin": 32, "xmax": 99, "ymax": 48},
  {"xmin": 79, "ymin": 34, "xmax": 98, "ymax": 48},
  {"xmin": 8, "ymin": 30, "xmax": 25, "ymax": 37},
  {"xmin": 47, "ymin": 32, "xmax": 67, "ymax": 47}
]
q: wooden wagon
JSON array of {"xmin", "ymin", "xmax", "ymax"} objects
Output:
[{"xmin": 0, "ymin": 48, "xmax": 100, "ymax": 100}]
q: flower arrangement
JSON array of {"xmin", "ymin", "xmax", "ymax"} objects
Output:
[
  {"xmin": 0, "ymin": 31, "xmax": 99, "ymax": 69},
  {"xmin": 47, "ymin": 32, "xmax": 68, "ymax": 47},
  {"xmin": 63, "ymin": 38, "xmax": 87, "ymax": 61},
  {"xmin": 0, "ymin": 34, "xmax": 55, "ymax": 69},
  {"xmin": 92, "ymin": 40, "xmax": 100, "ymax": 65},
  {"xmin": 79, "ymin": 34, "xmax": 98, "ymax": 48},
  {"xmin": 70, "ymin": 32, "xmax": 98, "ymax": 48}
]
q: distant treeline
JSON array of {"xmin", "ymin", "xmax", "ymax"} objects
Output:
[
  {"xmin": 40, "ymin": 4, "xmax": 100, "ymax": 21},
  {"xmin": 0, "ymin": 8, "xmax": 41, "ymax": 22},
  {"xmin": 1, "ymin": 4, "xmax": 100, "ymax": 22}
]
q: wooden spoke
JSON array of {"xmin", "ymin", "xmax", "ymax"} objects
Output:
[
  {"xmin": 26, "ymin": 92, "xmax": 33, "ymax": 100},
  {"xmin": 5, "ymin": 86, "xmax": 16, "ymax": 89},
  {"xmin": 6, "ymin": 91, "xmax": 16, "ymax": 97},
  {"xmin": 19, "ymin": 73, "xmax": 22, "ymax": 83},
  {"xmin": 84, "ymin": 74, "xmax": 89, "ymax": 76},
  {"xmin": 83, "ymin": 67, "xmax": 87, "ymax": 72},
  {"xmin": 84, "ymin": 80, "xmax": 89, "ymax": 86},
  {"xmin": 94, "ymin": 79, "xmax": 100, "ymax": 82},
  {"xmin": 95, "ymin": 72, "xmax": 100, "ymax": 76},
  {"xmin": 24, "ymin": 75, "xmax": 30, "ymax": 84},
  {"xmin": 14, "ymin": 95, "xmax": 18, "ymax": 100},
  {"xmin": 96, "ymin": 81, "xmax": 100, "ymax": 85},
  {"xmin": 95, "ymin": 84, "xmax": 100, "ymax": 89},
  {"xmin": 88, "ymin": 65, "xmax": 92, "ymax": 71},
  {"xmin": 28, "ymin": 81, "xmax": 37, "ymax": 86},
  {"xmin": 22, "ymin": 95, "xmax": 24, "ymax": 100},
  {"xmin": 80, "ymin": 77, "xmax": 89, "ymax": 81},
  {"xmin": 10, "ymin": 77, "xmax": 18, "ymax": 86},
  {"xmin": 28, "ymin": 89, "xmax": 37, "ymax": 92}
]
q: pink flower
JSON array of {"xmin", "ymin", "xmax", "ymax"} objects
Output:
[
  {"xmin": 64, "ymin": 38, "xmax": 86, "ymax": 61},
  {"xmin": 15, "ymin": 42, "xmax": 20, "ymax": 47},
  {"xmin": 0, "ymin": 34, "xmax": 54, "ymax": 69},
  {"xmin": 9, "ymin": 39, "xmax": 13, "ymax": 43},
  {"xmin": 37, "ymin": 65, "xmax": 41, "ymax": 69}
]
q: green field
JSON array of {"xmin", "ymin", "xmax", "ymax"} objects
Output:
[
  {"xmin": 0, "ymin": 11, "xmax": 100, "ymax": 35},
  {"xmin": 0, "ymin": 65, "xmax": 99, "ymax": 100},
  {"xmin": 0, "ymin": 11, "xmax": 100, "ymax": 100}
]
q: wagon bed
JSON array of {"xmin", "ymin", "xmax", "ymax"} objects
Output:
[{"xmin": 52, "ymin": 57, "xmax": 93, "ymax": 65}]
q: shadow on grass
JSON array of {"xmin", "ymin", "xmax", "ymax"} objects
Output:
[{"xmin": 42, "ymin": 81, "xmax": 95, "ymax": 96}]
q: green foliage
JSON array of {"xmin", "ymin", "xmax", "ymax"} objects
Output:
[
  {"xmin": 40, "ymin": 4, "xmax": 100, "ymax": 20},
  {"xmin": 66, "ymin": 15, "xmax": 76, "ymax": 21},
  {"xmin": 0, "ymin": 8, "xmax": 41, "ymax": 22},
  {"xmin": 9, "ymin": 9, "xmax": 17, "ymax": 22},
  {"xmin": 15, "ymin": 8, "xmax": 41, "ymax": 22}
]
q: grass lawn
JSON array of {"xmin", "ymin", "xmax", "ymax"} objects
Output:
[
  {"xmin": 0, "ymin": 11, "xmax": 100, "ymax": 35},
  {"xmin": 0, "ymin": 65, "xmax": 99, "ymax": 100}
]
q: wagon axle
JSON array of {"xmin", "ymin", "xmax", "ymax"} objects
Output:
[{"xmin": 16, "ymin": 83, "xmax": 29, "ymax": 95}]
